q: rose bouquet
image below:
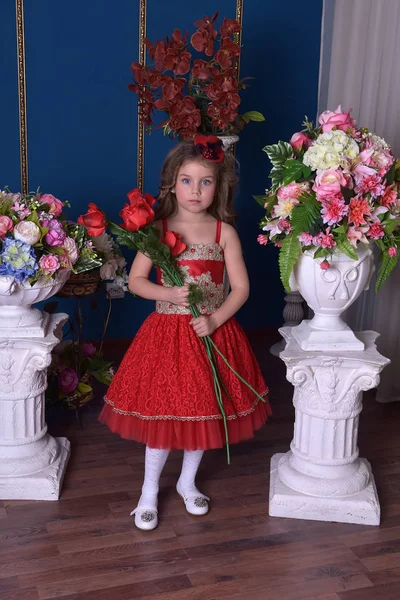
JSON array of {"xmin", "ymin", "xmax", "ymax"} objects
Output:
[
  {"xmin": 255, "ymin": 106, "xmax": 400, "ymax": 292},
  {"xmin": 0, "ymin": 188, "xmax": 103, "ymax": 285},
  {"xmin": 129, "ymin": 11, "xmax": 264, "ymax": 139},
  {"xmin": 79, "ymin": 189, "xmax": 266, "ymax": 462}
]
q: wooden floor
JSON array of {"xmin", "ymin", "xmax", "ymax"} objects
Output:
[{"xmin": 2, "ymin": 331, "xmax": 400, "ymax": 600}]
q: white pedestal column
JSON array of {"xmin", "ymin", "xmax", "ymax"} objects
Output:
[
  {"xmin": 269, "ymin": 327, "xmax": 390, "ymax": 525},
  {"xmin": 0, "ymin": 313, "xmax": 70, "ymax": 501}
]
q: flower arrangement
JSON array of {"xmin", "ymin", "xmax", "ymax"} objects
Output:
[
  {"xmin": 129, "ymin": 11, "xmax": 264, "ymax": 139},
  {"xmin": 78, "ymin": 188, "xmax": 266, "ymax": 462},
  {"xmin": 255, "ymin": 106, "xmax": 400, "ymax": 292},
  {"xmin": 0, "ymin": 188, "xmax": 104, "ymax": 285},
  {"xmin": 47, "ymin": 336, "xmax": 114, "ymax": 415}
]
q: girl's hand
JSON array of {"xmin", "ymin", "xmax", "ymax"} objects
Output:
[
  {"xmin": 190, "ymin": 315, "xmax": 217, "ymax": 337},
  {"xmin": 168, "ymin": 285, "xmax": 190, "ymax": 307}
]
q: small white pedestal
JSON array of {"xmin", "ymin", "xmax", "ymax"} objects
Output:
[
  {"xmin": 0, "ymin": 313, "xmax": 70, "ymax": 501},
  {"xmin": 269, "ymin": 327, "xmax": 389, "ymax": 526}
]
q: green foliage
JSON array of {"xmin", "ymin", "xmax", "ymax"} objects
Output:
[
  {"xmin": 376, "ymin": 252, "xmax": 399, "ymax": 292},
  {"xmin": 262, "ymin": 141, "xmax": 293, "ymax": 168},
  {"xmin": 290, "ymin": 193, "xmax": 320, "ymax": 234},
  {"xmin": 336, "ymin": 237, "xmax": 358, "ymax": 260},
  {"xmin": 278, "ymin": 235, "xmax": 301, "ymax": 292},
  {"xmin": 282, "ymin": 160, "xmax": 312, "ymax": 186},
  {"xmin": 242, "ymin": 111, "xmax": 265, "ymax": 123}
]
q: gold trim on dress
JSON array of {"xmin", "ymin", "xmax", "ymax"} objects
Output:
[
  {"xmin": 104, "ymin": 391, "xmax": 268, "ymax": 421},
  {"xmin": 15, "ymin": 0, "xmax": 28, "ymax": 194}
]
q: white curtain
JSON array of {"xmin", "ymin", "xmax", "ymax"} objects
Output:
[{"xmin": 319, "ymin": 0, "xmax": 400, "ymax": 402}]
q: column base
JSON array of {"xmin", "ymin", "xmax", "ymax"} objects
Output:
[
  {"xmin": 0, "ymin": 437, "xmax": 70, "ymax": 501},
  {"xmin": 269, "ymin": 453, "xmax": 380, "ymax": 526}
]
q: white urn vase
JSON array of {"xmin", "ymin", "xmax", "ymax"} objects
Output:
[
  {"xmin": 0, "ymin": 269, "xmax": 71, "ymax": 500},
  {"xmin": 289, "ymin": 244, "xmax": 374, "ymax": 351}
]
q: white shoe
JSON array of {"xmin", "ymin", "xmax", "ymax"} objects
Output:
[
  {"xmin": 176, "ymin": 481, "xmax": 210, "ymax": 516},
  {"xmin": 130, "ymin": 496, "xmax": 158, "ymax": 530}
]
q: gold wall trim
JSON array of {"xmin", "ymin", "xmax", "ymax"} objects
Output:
[
  {"xmin": 136, "ymin": 1, "xmax": 244, "ymax": 189},
  {"xmin": 137, "ymin": 0, "xmax": 147, "ymax": 191},
  {"xmin": 16, "ymin": 0, "xmax": 28, "ymax": 195}
]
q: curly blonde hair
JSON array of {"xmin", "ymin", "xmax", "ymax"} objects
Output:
[{"xmin": 155, "ymin": 140, "xmax": 238, "ymax": 224}]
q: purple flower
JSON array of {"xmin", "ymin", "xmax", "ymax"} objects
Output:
[
  {"xmin": 44, "ymin": 220, "xmax": 66, "ymax": 247},
  {"xmin": 82, "ymin": 342, "xmax": 96, "ymax": 357},
  {"xmin": 58, "ymin": 367, "xmax": 79, "ymax": 394}
]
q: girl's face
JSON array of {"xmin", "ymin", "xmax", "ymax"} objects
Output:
[{"xmin": 174, "ymin": 160, "xmax": 217, "ymax": 216}]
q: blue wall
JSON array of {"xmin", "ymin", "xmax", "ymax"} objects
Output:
[{"xmin": 0, "ymin": 0, "xmax": 322, "ymax": 339}]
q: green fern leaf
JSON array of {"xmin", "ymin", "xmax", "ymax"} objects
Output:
[
  {"xmin": 278, "ymin": 235, "xmax": 301, "ymax": 292},
  {"xmin": 376, "ymin": 253, "xmax": 398, "ymax": 291},
  {"xmin": 336, "ymin": 237, "xmax": 358, "ymax": 261},
  {"xmin": 291, "ymin": 193, "xmax": 320, "ymax": 234}
]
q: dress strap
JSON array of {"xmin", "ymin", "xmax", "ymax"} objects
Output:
[
  {"xmin": 215, "ymin": 220, "xmax": 222, "ymax": 244},
  {"xmin": 162, "ymin": 219, "xmax": 168, "ymax": 236}
]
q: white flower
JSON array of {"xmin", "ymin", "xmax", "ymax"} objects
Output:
[
  {"xmin": 100, "ymin": 259, "xmax": 118, "ymax": 281},
  {"xmin": 115, "ymin": 255, "xmax": 126, "ymax": 269},
  {"xmin": 92, "ymin": 233, "xmax": 114, "ymax": 258},
  {"xmin": 303, "ymin": 130, "xmax": 359, "ymax": 171},
  {"xmin": 272, "ymin": 198, "xmax": 298, "ymax": 219},
  {"xmin": 13, "ymin": 221, "xmax": 41, "ymax": 245},
  {"xmin": 263, "ymin": 219, "xmax": 284, "ymax": 238},
  {"xmin": 62, "ymin": 237, "xmax": 79, "ymax": 265}
]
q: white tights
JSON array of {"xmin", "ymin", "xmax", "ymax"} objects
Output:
[{"xmin": 137, "ymin": 446, "xmax": 205, "ymax": 510}]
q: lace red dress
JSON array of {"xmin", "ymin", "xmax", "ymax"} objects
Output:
[{"xmin": 99, "ymin": 220, "xmax": 271, "ymax": 450}]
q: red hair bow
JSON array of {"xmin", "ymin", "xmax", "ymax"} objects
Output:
[{"xmin": 194, "ymin": 135, "xmax": 224, "ymax": 163}]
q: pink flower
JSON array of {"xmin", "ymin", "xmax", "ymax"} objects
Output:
[
  {"xmin": 39, "ymin": 194, "xmax": 64, "ymax": 216},
  {"xmin": 347, "ymin": 226, "xmax": 369, "ymax": 248},
  {"xmin": 39, "ymin": 254, "xmax": 60, "ymax": 274},
  {"xmin": 44, "ymin": 220, "xmax": 67, "ymax": 247},
  {"xmin": 278, "ymin": 219, "xmax": 291, "ymax": 233},
  {"xmin": 315, "ymin": 227, "xmax": 336, "ymax": 249},
  {"xmin": 321, "ymin": 195, "xmax": 348, "ymax": 226},
  {"xmin": 355, "ymin": 174, "xmax": 385, "ymax": 198},
  {"xmin": 320, "ymin": 260, "xmax": 331, "ymax": 270},
  {"xmin": 0, "ymin": 216, "xmax": 14, "ymax": 238},
  {"xmin": 290, "ymin": 132, "xmax": 312, "ymax": 150},
  {"xmin": 58, "ymin": 367, "xmax": 79, "ymax": 394},
  {"xmin": 274, "ymin": 241, "xmax": 282, "ymax": 248},
  {"xmin": 367, "ymin": 223, "xmax": 384, "ymax": 239},
  {"xmin": 58, "ymin": 253, "xmax": 71, "ymax": 269},
  {"xmin": 299, "ymin": 232, "xmax": 313, "ymax": 245},
  {"xmin": 380, "ymin": 184, "xmax": 397, "ymax": 208},
  {"xmin": 82, "ymin": 342, "xmax": 96, "ymax": 357},
  {"xmin": 348, "ymin": 197, "xmax": 372, "ymax": 227},
  {"xmin": 63, "ymin": 237, "xmax": 79, "ymax": 264},
  {"xmin": 388, "ymin": 247, "xmax": 397, "ymax": 257},
  {"xmin": 11, "ymin": 201, "xmax": 31, "ymax": 219},
  {"xmin": 313, "ymin": 169, "xmax": 347, "ymax": 199},
  {"xmin": 318, "ymin": 105, "xmax": 356, "ymax": 133},
  {"xmin": 257, "ymin": 234, "xmax": 268, "ymax": 245},
  {"xmin": 277, "ymin": 182, "xmax": 304, "ymax": 201}
]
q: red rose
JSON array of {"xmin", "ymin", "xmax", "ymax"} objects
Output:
[
  {"xmin": 120, "ymin": 189, "xmax": 155, "ymax": 231},
  {"xmin": 127, "ymin": 188, "xmax": 156, "ymax": 208},
  {"xmin": 162, "ymin": 231, "xmax": 186, "ymax": 256},
  {"xmin": 78, "ymin": 203, "xmax": 107, "ymax": 237}
]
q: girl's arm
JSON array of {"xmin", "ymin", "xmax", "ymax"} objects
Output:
[
  {"xmin": 191, "ymin": 224, "xmax": 249, "ymax": 337},
  {"xmin": 128, "ymin": 252, "xmax": 190, "ymax": 306}
]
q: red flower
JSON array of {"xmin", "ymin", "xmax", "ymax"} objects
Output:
[
  {"xmin": 215, "ymin": 38, "xmax": 240, "ymax": 69},
  {"xmin": 78, "ymin": 203, "xmax": 107, "ymax": 237},
  {"xmin": 220, "ymin": 18, "xmax": 241, "ymax": 37},
  {"xmin": 194, "ymin": 135, "xmax": 224, "ymax": 162},
  {"xmin": 192, "ymin": 59, "xmax": 213, "ymax": 80},
  {"xmin": 120, "ymin": 189, "xmax": 156, "ymax": 231},
  {"xmin": 162, "ymin": 231, "xmax": 186, "ymax": 256},
  {"xmin": 191, "ymin": 26, "xmax": 217, "ymax": 56},
  {"xmin": 127, "ymin": 188, "xmax": 156, "ymax": 208}
]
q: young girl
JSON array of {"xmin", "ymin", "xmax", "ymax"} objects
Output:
[{"xmin": 99, "ymin": 136, "xmax": 271, "ymax": 530}]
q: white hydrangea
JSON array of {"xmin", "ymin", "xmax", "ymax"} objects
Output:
[
  {"xmin": 365, "ymin": 133, "xmax": 390, "ymax": 151},
  {"xmin": 303, "ymin": 130, "xmax": 359, "ymax": 171}
]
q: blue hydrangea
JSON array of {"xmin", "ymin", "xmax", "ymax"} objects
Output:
[{"xmin": 0, "ymin": 237, "xmax": 38, "ymax": 282}]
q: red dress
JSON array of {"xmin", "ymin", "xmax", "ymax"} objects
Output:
[{"xmin": 99, "ymin": 220, "xmax": 271, "ymax": 450}]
